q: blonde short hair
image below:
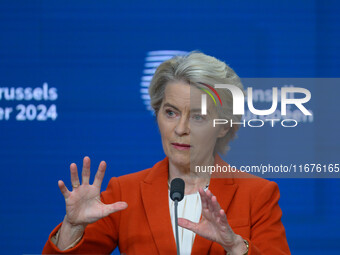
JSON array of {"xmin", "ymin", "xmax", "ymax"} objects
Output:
[{"xmin": 148, "ymin": 51, "xmax": 244, "ymax": 154}]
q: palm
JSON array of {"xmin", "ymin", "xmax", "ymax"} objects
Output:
[
  {"xmin": 65, "ymin": 185, "xmax": 103, "ymax": 225},
  {"xmin": 58, "ymin": 157, "xmax": 127, "ymax": 227},
  {"xmin": 178, "ymin": 188, "xmax": 236, "ymax": 248},
  {"xmin": 196, "ymin": 205, "xmax": 234, "ymax": 245}
]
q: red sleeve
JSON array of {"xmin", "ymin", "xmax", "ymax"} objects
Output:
[
  {"xmin": 42, "ymin": 177, "xmax": 122, "ymax": 254},
  {"xmin": 247, "ymin": 181, "xmax": 291, "ymax": 255}
]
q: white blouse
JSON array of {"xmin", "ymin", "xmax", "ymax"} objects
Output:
[{"xmin": 168, "ymin": 187, "xmax": 208, "ymax": 255}]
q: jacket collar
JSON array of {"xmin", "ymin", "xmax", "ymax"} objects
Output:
[{"xmin": 140, "ymin": 155, "xmax": 238, "ymax": 254}]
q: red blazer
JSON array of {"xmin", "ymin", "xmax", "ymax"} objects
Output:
[{"xmin": 43, "ymin": 156, "xmax": 290, "ymax": 254}]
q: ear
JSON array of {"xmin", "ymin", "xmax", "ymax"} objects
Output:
[{"xmin": 217, "ymin": 124, "xmax": 230, "ymax": 138}]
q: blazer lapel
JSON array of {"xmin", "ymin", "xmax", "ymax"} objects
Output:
[
  {"xmin": 140, "ymin": 157, "xmax": 177, "ymax": 254},
  {"xmin": 140, "ymin": 155, "xmax": 238, "ymax": 255}
]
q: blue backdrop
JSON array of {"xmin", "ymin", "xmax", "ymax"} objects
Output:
[{"xmin": 0, "ymin": 1, "xmax": 339, "ymax": 254}]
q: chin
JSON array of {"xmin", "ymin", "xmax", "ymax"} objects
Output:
[{"xmin": 169, "ymin": 155, "xmax": 190, "ymax": 169}]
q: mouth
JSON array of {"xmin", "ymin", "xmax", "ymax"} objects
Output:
[{"xmin": 171, "ymin": 143, "xmax": 191, "ymax": 151}]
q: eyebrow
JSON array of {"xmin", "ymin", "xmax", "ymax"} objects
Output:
[
  {"xmin": 163, "ymin": 103, "xmax": 211, "ymax": 115},
  {"xmin": 192, "ymin": 108, "xmax": 212, "ymax": 115},
  {"xmin": 163, "ymin": 103, "xmax": 180, "ymax": 112}
]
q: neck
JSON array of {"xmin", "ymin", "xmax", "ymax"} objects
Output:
[{"xmin": 168, "ymin": 155, "xmax": 215, "ymax": 195}]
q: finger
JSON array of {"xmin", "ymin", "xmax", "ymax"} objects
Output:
[
  {"xmin": 206, "ymin": 189, "xmax": 214, "ymax": 199},
  {"xmin": 93, "ymin": 161, "xmax": 107, "ymax": 188},
  {"xmin": 102, "ymin": 202, "xmax": 128, "ymax": 217},
  {"xmin": 219, "ymin": 209, "xmax": 229, "ymax": 226},
  {"xmin": 211, "ymin": 196, "xmax": 222, "ymax": 217},
  {"xmin": 82, "ymin": 156, "xmax": 91, "ymax": 185},
  {"xmin": 178, "ymin": 218, "xmax": 198, "ymax": 233},
  {"xmin": 58, "ymin": 180, "xmax": 70, "ymax": 199},
  {"xmin": 199, "ymin": 188, "xmax": 209, "ymax": 210},
  {"xmin": 205, "ymin": 190, "xmax": 214, "ymax": 212},
  {"xmin": 70, "ymin": 163, "xmax": 80, "ymax": 189}
]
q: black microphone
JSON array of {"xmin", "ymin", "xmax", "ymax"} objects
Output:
[
  {"xmin": 170, "ymin": 178, "xmax": 185, "ymax": 255},
  {"xmin": 170, "ymin": 178, "xmax": 185, "ymax": 202}
]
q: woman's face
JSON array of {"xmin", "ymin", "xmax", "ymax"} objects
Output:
[{"xmin": 157, "ymin": 81, "xmax": 228, "ymax": 170}]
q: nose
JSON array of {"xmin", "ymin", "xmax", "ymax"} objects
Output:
[{"xmin": 174, "ymin": 116, "xmax": 190, "ymax": 136}]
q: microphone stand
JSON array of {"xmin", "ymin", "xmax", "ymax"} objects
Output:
[
  {"xmin": 170, "ymin": 178, "xmax": 185, "ymax": 255},
  {"xmin": 174, "ymin": 200, "xmax": 180, "ymax": 255}
]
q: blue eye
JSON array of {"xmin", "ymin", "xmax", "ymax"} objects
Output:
[
  {"xmin": 192, "ymin": 114, "xmax": 204, "ymax": 121},
  {"xmin": 166, "ymin": 109, "xmax": 176, "ymax": 118}
]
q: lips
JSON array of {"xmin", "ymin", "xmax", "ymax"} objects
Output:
[{"xmin": 171, "ymin": 143, "xmax": 191, "ymax": 150}]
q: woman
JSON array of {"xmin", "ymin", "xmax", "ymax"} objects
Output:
[{"xmin": 43, "ymin": 52, "xmax": 290, "ymax": 254}]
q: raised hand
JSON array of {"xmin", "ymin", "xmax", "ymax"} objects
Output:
[
  {"xmin": 177, "ymin": 188, "xmax": 247, "ymax": 254},
  {"xmin": 56, "ymin": 156, "xmax": 127, "ymax": 250},
  {"xmin": 58, "ymin": 156, "xmax": 127, "ymax": 227}
]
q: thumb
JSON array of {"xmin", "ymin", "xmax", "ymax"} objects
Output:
[
  {"xmin": 102, "ymin": 202, "xmax": 128, "ymax": 217},
  {"xmin": 178, "ymin": 218, "xmax": 198, "ymax": 233}
]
